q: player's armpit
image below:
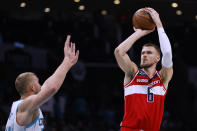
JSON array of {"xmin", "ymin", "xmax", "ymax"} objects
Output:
[
  {"xmin": 114, "ymin": 47, "xmax": 138, "ymax": 76},
  {"xmin": 16, "ymin": 94, "xmax": 45, "ymax": 126},
  {"xmin": 159, "ymin": 66, "xmax": 173, "ymax": 89},
  {"xmin": 17, "ymin": 95, "xmax": 36, "ymax": 113},
  {"xmin": 124, "ymin": 71, "xmax": 137, "ymax": 86}
]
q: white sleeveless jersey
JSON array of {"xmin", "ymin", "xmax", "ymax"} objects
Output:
[{"xmin": 5, "ymin": 100, "xmax": 44, "ymax": 131}]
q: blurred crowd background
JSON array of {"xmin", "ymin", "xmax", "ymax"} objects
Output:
[{"xmin": 0, "ymin": 0, "xmax": 197, "ymax": 131}]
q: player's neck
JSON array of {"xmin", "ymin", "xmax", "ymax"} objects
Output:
[
  {"xmin": 20, "ymin": 92, "xmax": 34, "ymax": 99},
  {"xmin": 142, "ymin": 66, "xmax": 156, "ymax": 78}
]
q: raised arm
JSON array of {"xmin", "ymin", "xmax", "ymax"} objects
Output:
[
  {"xmin": 114, "ymin": 28, "xmax": 154, "ymax": 81},
  {"xmin": 146, "ymin": 8, "xmax": 173, "ymax": 88},
  {"xmin": 19, "ymin": 35, "xmax": 79, "ymax": 113}
]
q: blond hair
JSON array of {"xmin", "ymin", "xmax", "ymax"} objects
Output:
[{"xmin": 15, "ymin": 72, "xmax": 36, "ymax": 96}]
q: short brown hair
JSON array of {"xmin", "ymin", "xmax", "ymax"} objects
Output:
[
  {"xmin": 15, "ymin": 72, "xmax": 36, "ymax": 96},
  {"xmin": 143, "ymin": 43, "xmax": 161, "ymax": 56}
]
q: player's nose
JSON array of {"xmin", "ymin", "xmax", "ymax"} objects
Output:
[{"xmin": 143, "ymin": 54, "xmax": 147, "ymax": 57}]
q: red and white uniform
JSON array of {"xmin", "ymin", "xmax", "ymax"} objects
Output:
[{"xmin": 120, "ymin": 69, "xmax": 167, "ymax": 131}]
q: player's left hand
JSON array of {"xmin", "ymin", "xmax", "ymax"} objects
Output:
[{"xmin": 133, "ymin": 27, "xmax": 155, "ymax": 36}]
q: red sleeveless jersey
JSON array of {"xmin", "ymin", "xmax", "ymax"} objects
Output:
[{"xmin": 120, "ymin": 69, "xmax": 167, "ymax": 131}]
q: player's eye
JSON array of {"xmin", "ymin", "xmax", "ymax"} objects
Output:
[{"xmin": 147, "ymin": 51, "xmax": 152, "ymax": 54}]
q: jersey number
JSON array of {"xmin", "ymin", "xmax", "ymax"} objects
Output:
[{"xmin": 147, "ymin": 87, "xmax": 154, "ymax": 102}]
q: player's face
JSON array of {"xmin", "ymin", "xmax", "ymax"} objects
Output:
[
  {"xmin": 140, "ymin": 46, "xmax": 160, "ymax": 68},
  {"xmin": 32, "ymin": 75, "xmax": 41, "ymax": 94}
]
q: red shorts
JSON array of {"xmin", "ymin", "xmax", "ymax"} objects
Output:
[
  {"xmin": 121, "ymin": 127, "xmax": 158, "ymax": 131},
  {"xmin": 121, "ymin": 127, "xmax": 143, "ymax": 131}
]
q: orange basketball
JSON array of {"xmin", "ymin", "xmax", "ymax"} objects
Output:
[{"xmin": 132, "ymin": 8, "xmax": 156, "ymax": 30}]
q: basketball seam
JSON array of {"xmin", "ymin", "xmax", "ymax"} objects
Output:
[
  {"xmin": 136, "ymin": 13, "xmax": 154, "ymax": 23},
  {"xmin": 134, "ymin": 13, "xmax": 155, "ymax": 29}
]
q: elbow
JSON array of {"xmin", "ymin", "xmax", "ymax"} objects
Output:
[
  {"xmin": 114, "ymin": 47, "xmax": 119, "ymax": 56},
  {"xmin": 49, "ymin": 86, "xmax": 58, "ymax": 94},
  {"xmin": 114, "ymin": 47, "xmax": 124, "ymax": 56}
]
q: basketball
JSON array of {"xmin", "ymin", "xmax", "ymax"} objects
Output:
[{"xmin": 132, "ymin": 8, "xmax": 156, "ymax": 30}]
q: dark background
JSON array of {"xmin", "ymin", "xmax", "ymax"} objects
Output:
[{"xmin": 0, "ymin": 0, "xmax": 197, "ymax": 130}]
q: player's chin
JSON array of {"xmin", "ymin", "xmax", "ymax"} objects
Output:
[{"xmin": 140, "ymin": 63, "xmax": 152, "ymax": 68}]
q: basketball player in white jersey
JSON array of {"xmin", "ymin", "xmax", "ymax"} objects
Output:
[
  {"xmin": 114, "ymin": 8, "xmax": 173, "ymax": 130},
  {"xmin": 5, "ymin": 35, "xmax": 79, "ymax": 131}
]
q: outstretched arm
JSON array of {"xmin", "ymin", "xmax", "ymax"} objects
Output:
[
  {"xmin": 114, "ymin": 28, "xmax": 154, "ymax": 82},
  {"xmin": 146, "ymin": 8, "xmax": 173, "ymax": 88},
  {"xmin": 19, "ymin": 35, "xmax": 79, "ymax": 113}
]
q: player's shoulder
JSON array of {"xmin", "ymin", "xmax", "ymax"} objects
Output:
[
  {"xmin": 12, "ymin": 100, "xmax": 24, "ymax": 109},
  {"xmin": 17, "ymin": 95, "xmax": 37, "ymax": 113}
]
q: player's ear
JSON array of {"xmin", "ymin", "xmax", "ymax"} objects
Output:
[
  {"xmin": 29, "ymin": 83, "xmax": 36, "ymax": 92},
  {"xmin": 156, "ymin": 55, "xmax": 160, "ymax": 63}
]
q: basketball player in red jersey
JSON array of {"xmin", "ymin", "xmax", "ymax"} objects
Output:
[{"xmin": 114, "ymin": 8, "xmax": 173, "ymax": 131}]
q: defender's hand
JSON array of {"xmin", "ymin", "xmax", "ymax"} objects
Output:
[{"xmin": 64, "ymin": 35, "xmax": 79, "ymax": 66}]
